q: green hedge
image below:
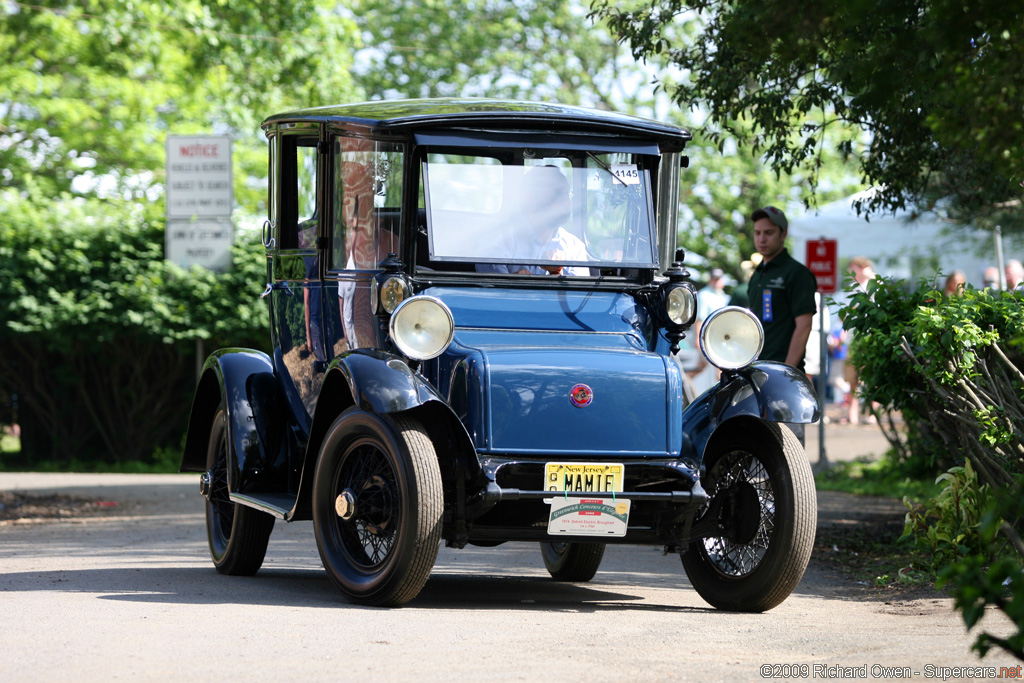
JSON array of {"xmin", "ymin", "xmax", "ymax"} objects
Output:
[{"xmin": 0, "ymin": 191, "xmax": 268, "ymax": 466}]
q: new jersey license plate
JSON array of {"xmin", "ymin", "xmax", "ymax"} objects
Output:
[{"xmin": 544, "ymin": 462, "xmax": 624, "ymax": 493}]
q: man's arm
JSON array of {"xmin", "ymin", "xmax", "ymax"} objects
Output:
[{"xmin": 785, "ymin": 312, "xmax": 814, "ymax": 368}]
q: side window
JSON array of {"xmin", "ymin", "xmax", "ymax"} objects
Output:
[
  {"xmin": 332, "ymin": 137, "xmax": 404, "ymax": 270},
  {"xmin": 279, "ymin": 135, "xmax": 319, "ymax": 250}
]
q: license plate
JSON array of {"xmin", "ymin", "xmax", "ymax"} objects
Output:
[
  {"xmin": 544, "ymin": 462, "xmax": 624, "ymax": 493},
  {"xmin": 548, "ymin": 497, "xmax": 631, "ymax": 537}
]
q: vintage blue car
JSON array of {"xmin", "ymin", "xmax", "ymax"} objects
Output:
[{"xmin": 179, "ymin": 99, "xmax": 818, "ymax": 610}]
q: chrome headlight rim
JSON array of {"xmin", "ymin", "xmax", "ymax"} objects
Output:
[
  {"xmin": 665, "ymin": 283, "xmax": 697, "ymax": 327},
  {"xmin": 698, "ymin": 305, "xmax": 764, "ymax": 370},
  {"xmin": 388, "ymin": 295, "xmax": 455, "ymax": 361}
]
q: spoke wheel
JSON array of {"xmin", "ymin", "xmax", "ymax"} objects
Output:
[
  {"xmin": 204, "ymin": 408, "xmax": 274, "ymax": 576},
  {"xmin": 540, "ymin": 541, "xmax": 605, "ymax": 582},
  {"xmin": 313, "ymin": 409, "xmax": 442, "ymax": 607},
  {"xmin": 682, "ymin": 422, "xmax": 816, "ymax": 612}
]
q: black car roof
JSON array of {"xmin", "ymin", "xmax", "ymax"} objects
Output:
[{"xmin": 262, "ymin": 98, "xmax": 691, "ymax": 151}]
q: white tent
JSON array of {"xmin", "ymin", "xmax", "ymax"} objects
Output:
[{"xmin": 787, "ymin": 188, "xmax": 1014, "ymax": 290}]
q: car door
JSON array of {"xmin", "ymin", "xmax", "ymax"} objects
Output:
[{"xmin": 267, "ymin": 126, "xmax": 327, "ymax": 422}]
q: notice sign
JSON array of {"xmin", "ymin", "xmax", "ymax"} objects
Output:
[
  {"xmin": 806, "ymin": 238, "xmax": 838, "ymax": 294},
  {"xmin": 166, "ymin": 135, "xmax": 234, "ymax": 272},
  {"xmin": 166, "ymin": 136, "xmax": 233, "ymax": 219},
  {"xmin": 165, "ymin": 219, "xmax": 233, "ymax": 272}
]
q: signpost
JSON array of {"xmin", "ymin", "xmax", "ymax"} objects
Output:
[
  {"xmin": 165, "ymin": 135, "xmax": 234, "ymax": 381},
  {"xmin": 806, "ymin": 239, "xmax": 838, "ymax": 467},
  {"xmin": 165, "ymin": 135, "xmax": 233, "ymax": 272}
]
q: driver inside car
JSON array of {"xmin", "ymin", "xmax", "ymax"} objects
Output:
[{"xmin": 476, "ymin": 165, "xmax": 589, "ymax": 276}]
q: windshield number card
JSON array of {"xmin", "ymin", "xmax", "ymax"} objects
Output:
[
  {"xmin": 547, "ymin": 497, "xmax": 631, "ymax": 537},
  {"xmin": 611, "ymin": 163, "xmax": 640, "ymax": 185}
]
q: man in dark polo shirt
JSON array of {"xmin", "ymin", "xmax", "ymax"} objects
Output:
[{"xmin": 747, "ymin": 206, "xmax": 817, "ymax": 372}]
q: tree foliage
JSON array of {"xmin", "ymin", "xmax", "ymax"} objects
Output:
[
  {"xmin": 0, "ymin": 190, "xmax": 268, "ymax": 465},
  {"xmin": 592, "ymin": 0, "xmax": 1024, "ymax": 227},
  {"xmin": 350, "ymin": 0, "xmax": 655, "ymax": 111},
  {"xmin": 0, "ymin": 0, "xmax": 360, "ymax": 209}
]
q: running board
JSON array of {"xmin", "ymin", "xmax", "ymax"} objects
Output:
[{"xmin": 230, "ymin": 492, "xmax": 297, "ymax": 519}]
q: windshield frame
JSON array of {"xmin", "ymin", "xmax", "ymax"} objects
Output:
[{"xmin": 415, "ymin": 135, "xmax": 661, "ymax": 276}]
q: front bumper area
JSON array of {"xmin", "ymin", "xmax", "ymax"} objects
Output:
[{"xmin": 448, "ymin": 457, "xmax": 709, "ymax": 547}]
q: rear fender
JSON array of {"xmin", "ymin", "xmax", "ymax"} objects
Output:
[
  {"xmin": 180, "ymin": 349, "xmax": 289, "ymax": 494},
  {"xmin": 679, "ymin": 360, "xmax": 819, "ymax": 467},
  {"xmin": 289, "ymin": 349, "xmax": 478, "ymax": 521}
]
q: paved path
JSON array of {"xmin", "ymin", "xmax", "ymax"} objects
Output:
[{"xmin": 1, "ymin": 432, "xmax": 1017, "ymax": 683}]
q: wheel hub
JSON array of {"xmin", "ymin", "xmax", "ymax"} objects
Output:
[{"xmin": 335, "ymin": 489, "xmax": 357, "ymax": 520}]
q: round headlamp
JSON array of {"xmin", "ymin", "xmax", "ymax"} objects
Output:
[
  {"xmin": 699, "ymin": 306, "xmax": 764, "ymax": 370},
  {"xmin": 379, "ymin": 275, "xmax": 411, "ymax": 314},
  {"xmin": 665, "ymin": 285, "xmax": 696, "ymax": 326},
  {"xmin": 389, "ymin": 296, "xmax": 455, "ymax": 361}
]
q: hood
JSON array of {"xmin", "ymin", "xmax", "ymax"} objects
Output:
[{"xmin": 425, "ymin": 287, "xmax": 684, "ymax": 457}]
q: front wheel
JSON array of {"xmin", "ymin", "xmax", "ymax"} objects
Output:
[
  {"xmin": 540, "ymin": 542, "xmax": 605, "ymax": 582},
  {"xmin": 205, "ymin": 407, "xmax": 275, "ymax": 576},
  {"xmin": 681, "ymin": 422, "xmax": 816, "ymax": 612},
  {"xmin": 312, "ymin": 409, "xmax": 443, "ymax": 607}
]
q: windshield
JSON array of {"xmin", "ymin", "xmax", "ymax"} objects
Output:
[{"xmin": 422, "ymin": 150, "xmax": 657, "ymax": 274}]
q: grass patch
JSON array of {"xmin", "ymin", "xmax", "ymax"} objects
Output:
[
  {"xmin": 815, "ymin": 455, "xmax": 943, "ymax": 502},
  {"xmin": 0, "ymin": 445, "xmax": 181, "ymax": 474},
  {"xmin": 814, "ymin": 454, "xmax": 945, "ymax": 594}
]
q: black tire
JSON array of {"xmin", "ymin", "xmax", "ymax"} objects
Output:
[
  {"xmin": 312, "ymin": 409, "xmax": 443, "ymax": 607},
  {"xmin": 681, "ymin": 422, "xmax": 816, "ymax": 612},
  {"xmin": 540, "ymin": 541, "xmax": 606, "ymax": 582},
  {"xmin": 205, "ymin": 408, "xmax": 275, "ymax": 576}
]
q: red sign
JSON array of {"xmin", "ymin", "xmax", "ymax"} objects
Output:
[{"xmin": 806, "ymin": 239, "xmax": 838, "ymax": 293}]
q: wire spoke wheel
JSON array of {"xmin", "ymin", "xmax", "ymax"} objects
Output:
[
  {"xmin": 698, "ymin": 451, "xmax": 775, "ymax": 577},
  {"xmin": 203, "ymin": 407, "xmax": 274, "ymax": 576},
  {"xmin": 682, "ymin": 421, "xmax": 816, "ymax": 612},
  {"xmin": 313, "ymin": 409, "xmax": 442, "ymax": 607},
  {"xmin": 336, "ymin": 443, "xmax": 400, "ymax": 569}
]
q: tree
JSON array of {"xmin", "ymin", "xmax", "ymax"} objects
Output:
[
  {"xmin": 349, "ymin": 0, "xmax": 657, "ymax": 111},
  {"xmin": 0, "ymin": 0, "xmax": 361, "ymax": 209},
  {"xmin": 591, "ymin": 0, "xmax": 1024, "ymax": 226}
]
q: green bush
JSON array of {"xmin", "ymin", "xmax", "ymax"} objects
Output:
[
  {"xmin": 840, "ymin": 278, "xmax": 1024, "ymax": 660},
  {"xmin": 0, "ymin": 189, "xmax": 269, "ymax": 466}
]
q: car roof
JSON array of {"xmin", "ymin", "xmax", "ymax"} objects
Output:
[{"xmin": 262, "ymin": 98, "xmax": 691, "ymax": 151}]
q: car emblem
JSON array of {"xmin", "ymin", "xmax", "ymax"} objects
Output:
[{"xmin": 569, "ymin": 383, "xmax": 593, "ymax": 408}]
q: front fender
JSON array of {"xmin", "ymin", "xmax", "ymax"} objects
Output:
[
  {"xmin": 180, "ymin": 349, "xmax": 288, "ymax": 494},
  {"xmin": 679, "ymin": 360, "xmax": 819, "ymax": 466},
  {"xmin": 290, "ymin": 349, "xmax": 471, "ymax": 521}
]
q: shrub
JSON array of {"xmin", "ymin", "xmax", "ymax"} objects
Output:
[{"xmin": 0, "ymin": 190, "xmax": 268, "ymax": 466}]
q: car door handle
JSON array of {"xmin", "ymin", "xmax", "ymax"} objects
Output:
[
  {"xmin": 260, "ymin": 282, "xmax": 293, "ymax": 299},
  {"xmin": 261, "ymin": 220, "xmax": 276, "ymax": 249}
]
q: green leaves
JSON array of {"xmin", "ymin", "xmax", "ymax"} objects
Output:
[
  {"xmin": 594, "ymin": 0, "xmax": 1024, "ymax": 227},
  {"xmin": 0, "ymin": 189, "xmax": 267, "ymax": 350}
]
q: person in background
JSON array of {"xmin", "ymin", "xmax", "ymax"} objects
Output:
[
  {"xmin": 983, "ymin": 266, "xmax": 1000, "ymax": 290},
  {"xmin": 746, "ymin": 206, "xmax": 817, "ymax": 371},
  {"xmin": 844, "ymin": 256, "xmax": 877, "ymax": 425},
  {"xmin": 728, "ymin": 259, "xmax": 755, "ymax": 308},
  {"xmin": 746, "ymin": 206, "xmax": 817, "ymax": 443},
  {"xmin": 1006, "ymin": 260, "xmax": 1024, "ymax": 290},
  {"xmin": 943, "ymin": 270, "xmax": 966, "ymax": 297},
  {"xmin": 804, "ymin": 292, "xmax": 831, "ymax": 399},
  {"xmin": 696, "ymin": 268, "xmax": 729, "ymax": 328}
]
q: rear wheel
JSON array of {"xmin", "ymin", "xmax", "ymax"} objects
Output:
[
  {"xmin": 682, "ymin": 422, "xmax": 816, "ymax": 612},
  {"xmin": 540, "ymin": 542, "xmax": 605, "ymax": 582},
  {"xmin": 204, "ymin": 408, "xmax": 274, "ymax": 576},
  {"xmin": 313, "ymin": 409, "xmax": 443, "ymax": 607}
]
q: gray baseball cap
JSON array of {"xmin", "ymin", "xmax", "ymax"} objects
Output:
[{"xmin": 752, "ymin": 206, "xmax": 788, "ymax": 231}]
